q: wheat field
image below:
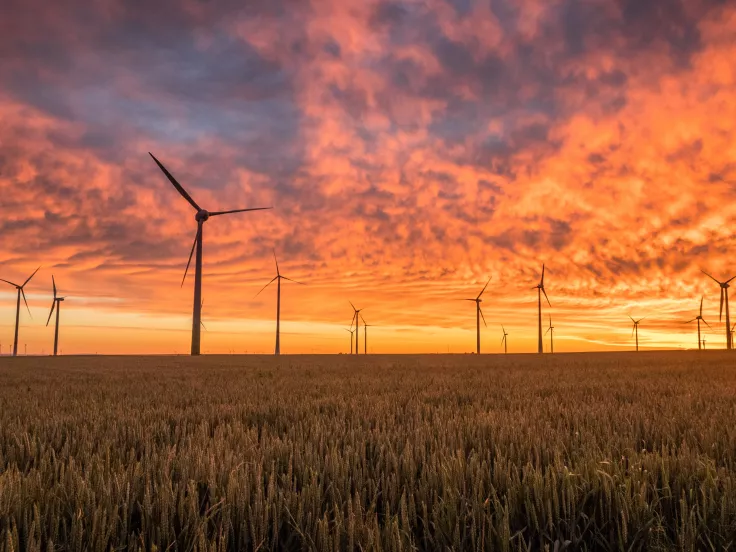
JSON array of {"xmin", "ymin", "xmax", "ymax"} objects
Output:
[{"xmin": 1, "ymin": 352, "xmax": 736, "ymax": 551}]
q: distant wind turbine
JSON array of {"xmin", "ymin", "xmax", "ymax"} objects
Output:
[
  {"xmin": 149, "ymin": 153, "xmax": 271, "ymax": 355},
  {"xmin": 1, "ymin": 266, "xmax": 40, "ymax": 357},
  {"xmin": 545, "ymin": 315, "xmax": 555, "ymax": 353},
  {"xmin": 534, "ymin": 265, "xmax": 551, "ymax": 354},
  {"xmin": 702, "ymin": 339, "xmax": 707, "ymax": 350},
  {"xmin": 501, "ymin": 325, "xmax": 508, "ymax": 354},
  {"xmin": 684, "ymin": 296, "xmax": 711, "ymax": 351},
  {"xmin": 701, "ymin": 269, "xmax": 736, "ymax": 350},
  {"xmin": 630, "ymin": 316, "xmax": 644, "ymax": 352},
  {"xmin": 349, "ymin": 302, "xmax": 363, "ymax": 354},
  {"xmin": 731, "ymin": 323, "xmax": 736, "ymax": 345},
  {"xmin": 462, "ymin": 278, "xmax": 491, "ymax": 354},
  {"xmin": 45, "ymin": 275, "xmax": 66, "ymax": 356},
  {"xmin": 361, "ymin": 314, "xmax": 374, "ymax": 354},
  {"xmin": 345, "ymin": 327, "xmax": 355, "ymax": 354},
  {"xmin": 255, "ymin": 250, "xmax": 305, "ymax": 355}
]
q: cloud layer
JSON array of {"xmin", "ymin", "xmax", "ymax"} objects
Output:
[{"xmin": 1, "ymin": 0, "xmax": 735, "ymax": 353}]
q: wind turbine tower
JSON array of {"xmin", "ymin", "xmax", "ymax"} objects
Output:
[
  {"xmin": 150, "ymin": 153, "xmax": 271, "ymax": 355},
  {"xmin": 1, "ymin": 267, "xmax": 40, "ymax": 357},
  {"xmin": 462, "ymin": 278, "xmax": 491, "ymax": 354},
  {"xmin": 534, "ymin": 265, "xmax": 551, "ymax": 354},
  {"xmin": 545, "ymin": 315, "xmax": 555, "ymax": 353},
  {"xmin": 45, "ymin": 276, "xmax": 66, "ymax": 356},
  {"xmin": 630, "ymin": 316, "xmax": 644, "ymax": 352},
  {"xmin": 349, "ymin": 302, "xmax": 363, "ymax": 354},
  {"xmin": 701, "ymin": 270, "xmax": 736, "ymax": 350},
  {"xmin": 685, "ymin": 297, "xmax": 710, "ymax": 351},
  {"xmin": 255, "ymin": 250, "xmax": 305, "ymax": 355}
]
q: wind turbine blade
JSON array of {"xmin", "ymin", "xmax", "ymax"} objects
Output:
[
  {"xmin": 545, "ymin": 327, "xmax": 551, "ymax": 335},
  {"xmin": 181, "ymin": 231, "xmax": 198, "ymax": 287},
  {"xmin": 349, "ymin": 301, "xmax": 356, "ymax": 312},
  {"xmin": 701, "ymin": 269, "xmax": 721, "ymax": 286},
  {"xmin": 699, "ymin": 296, "xmax": 703, "ymax": 317},
  {"xmin": 629, "ymin": 315, "xmax": 635, "ymax": 323},
  {"xmin": 477, "ymin": 277, "xmax": 492, "ymax": 299},
  {"xmin": 0, "ymin": 278, "xmax": 19, "ymax": 288},
  {"xmin": 720, "ymin": 288, "xmax": 724, "ymax": 321},
  {"xmin": 149, "ymin": 153, "xmax": 201, "ymax": 211},
  {"xmin": 22, "ymin": 266, "xmax": 40, "ymax": 288},
  {"xmin": 727, "ymin": 275, "xmax": 736, "ymax": 284},
  {"xmin": 281, "ymin": 276, "xmax": 305, "ymax": 285},
  {"xmin": 46, "ymin": 301, "xmax": 56, "ymax": 327},
  {"xmin": 479, "ymin": 306, "xmax": 487, "ymax": 327},
  {"xmin": 273, "ymin": 249, "xmax": 280, "ymax": 276},
  {"xmin": 254, "ymin": 276, "xmax": 278, "ymax": 298},
  {"xmin": 52, "ymin": 275, "xmax": 57, "ymax": 299},
  {"xmin": 21, "ymin": 289, "xmax": 31, "ymax": 318},
  {"xmin": 703, "ymin": 319, "xmax": 712, "ymax": 329},
  {"xmin": 631, "ymin": 325, "xmax": 635, "ymax": 337},
  {"xmin": 209, "ymin": 207, "xmax": 272, "ymax": 217},
  {"xmin": 542, "ymin": 288, "xmax": 551, "ymax": 308},
  {"xmin": 360, "ymin": 314, "xmax": 367, "ymax": 325},
  {"xmin": 684, "ymin": 318, "xmax": 697, "ymax": 324},
  {"xmin": 540, "ymin": 264, "xmax": 545, "ymax": 286}
]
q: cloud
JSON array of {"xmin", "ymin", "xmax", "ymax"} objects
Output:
[{"xmin": 0, "ymin": 0, "xmax": 735, "ymax": 352}]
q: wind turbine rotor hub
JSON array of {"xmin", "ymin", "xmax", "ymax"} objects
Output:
[{"xmin": 195, "ymin": 209, "xmax": 210, "ymax": 222}]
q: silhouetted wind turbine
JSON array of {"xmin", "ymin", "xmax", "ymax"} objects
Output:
[
  {"xmin": 703, "ymin": 339, "xmax": 707, "ymax": 350},
  {"xmin": 534, "ymin": 265, "xmax": 551, "ymax": 354},
  {"xmin": 630, "ymin": 316, "xmax": 644, "ymax": 352},
  {"xmin": 149, "ymin": 153, "xmax": 271, "ymax": 355},
  {"xmin": 349, "ymin": 302, "xmax": 363, "ymax": 354},
  {"xmin": 731, "ymin": 323, "xmax": 736, "ymax": 345},
  {"xmin": 685, "ymin": 296, "xmax": 710, "ymax": 351},
  {"xmin": 45, "ymin": 276, "xmax": 65, "ymax": 356},
  {"xmin": 701, "ymin": 270, "xmax": 736, "ymax": 350},
  {"xmin": 462, "ymin": 278, "xmax": 491, "ymax": 354},
  {"xmin": 360, "ymin": 314, "xmax": 374, "ymax": 354},
  {"xmin": 255, "ymin": 250, "xmax": 305, "ymax": 355},
  {"xmin": 1, "ymin": 266, "xmax": 39, "ymax": 357},
  {"xmin": 345, "ymin": 328, "xmax": 355, "ymax": 354},
  {"xmin": 545, "ymin": 315, "xmax": 555, "ymax": 353},
  {"xmin": 501, "ymin": 325, "xmax": 508, "ymax": 354}
]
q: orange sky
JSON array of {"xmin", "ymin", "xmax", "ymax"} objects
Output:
[{"xmin": 1, "ymin": 0, "xmax": 735, "ymax": 354}]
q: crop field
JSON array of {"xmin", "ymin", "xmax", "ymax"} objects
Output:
[{"xmin": 1, "ymin": 352, "xmax": 736, "ymax": 551}]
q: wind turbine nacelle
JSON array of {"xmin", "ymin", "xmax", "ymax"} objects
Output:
[{"xmin": 195, "ymin": 210, "xmax": 210, "ymax": 222}]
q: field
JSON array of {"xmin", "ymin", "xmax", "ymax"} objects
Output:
[{"xmin": 1, "ymin": 352, "xmax": 736, "ymax": 551}]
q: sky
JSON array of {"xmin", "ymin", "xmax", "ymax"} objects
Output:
[{"xmin": 0, "ymin": 0, "xmax": 735, "ymax": 354}]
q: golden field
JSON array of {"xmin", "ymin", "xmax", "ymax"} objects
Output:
[{"xmin": 1, "ymin": 352, "xmax": 736, "ymax": 551}]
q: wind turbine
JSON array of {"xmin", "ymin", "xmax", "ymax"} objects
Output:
[
  {"xmin": 545, "ymin": 315, "xmax": 555, "ymax": 353},
  {"xmin": 45, "ymin": 276, "xmax": 66, "ymax": 356},
  {"xmin": 534, "ymin": 265, "xmax": 551, "ymax": 354},
  {"xmin": 349, "ymin": 302, "xmax": 363, "ymax": 354},
  {"xmin": 345, "ymin": 328, "xmax": 355, "ymax": 354},
  {"xmin": 501, "ymin": 325, "xmax": 508, "ymax": 354},
  {"xmin": 701, "ymin": 270, "xmax": 736, "ymax": 350},
  {"xmin": 462, "ymin": 278, "xmax": 491, "ymax": 354},
  {"xmin": 255, "ymin": 250, "xmax": 305, "ymax": 355},
  {"xmin": 149, "ymin": 153, "xmax": 271, "ymax": 355},
  {"xmin": 360, "ymin": 314, "xmax": 374, "ymax": 354},
  {"xmin": 684, "ymin": 296, "xmax": 711, "ymax": 350},
  {"xmin": 1, "ymin": 266, "xmax": 40, "ymax": 357},
  {"xmin": 731, "ymin": 323, "xmax": 736, "ymax": 345},
  {"xmin": 629, "ymin": 316, "xmax": 644, "ymax": 352}
]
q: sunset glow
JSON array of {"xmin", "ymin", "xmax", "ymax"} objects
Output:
[{"xmin": 1, "ymin": 0, "xmax": 735, "ymax": 354}]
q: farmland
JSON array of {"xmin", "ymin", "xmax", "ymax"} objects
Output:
[{"xmin": 1, "ymin": 352, "xmax": 736, "ymax": 551}]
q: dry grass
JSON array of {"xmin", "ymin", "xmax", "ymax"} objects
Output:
[{"xmin": 1, "ymin": 352, "xmax": 736, "ymax": 551}]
